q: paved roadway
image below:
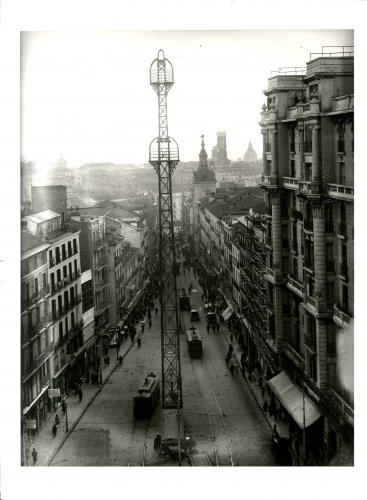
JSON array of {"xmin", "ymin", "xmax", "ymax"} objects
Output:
[{"xmin": 50, "ymin": 267, "xmax": 275, "ymax": 466}]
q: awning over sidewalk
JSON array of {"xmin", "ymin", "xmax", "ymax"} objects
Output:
[
  {"xmin": 221, "ymin": 306, "xmax": 233, "ymax": 322},
  {"xmin": 23, "ymin": 385, "xmax": 49, "ymax": 415},
  {"xmin": 267, "ymin": 371, "xmax": 321, "ymax": 429}
]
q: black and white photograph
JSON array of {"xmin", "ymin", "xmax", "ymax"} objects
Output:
[{"xmin": 1, "ymin": 2, "xmax": 366, "ymax": 499}]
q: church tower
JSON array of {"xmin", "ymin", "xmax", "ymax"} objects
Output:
[{"xmin": 192, "ymin": 135, "xmax": 216, "ymax": 234}]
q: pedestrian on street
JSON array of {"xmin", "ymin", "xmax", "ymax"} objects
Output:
[
  {"xmin": 106, "ymin": 355, "xmax": 110, "ymax": 366},
  {"xmin": 216, "ymin": 323, "xmax": 220, "ymax": 333},
  {"xmin": 206, "ymin": 323, "xmax": 210, "ymax": 334},
  {"xmin": 55, "ymin": 414, "xmax": 60, "ymax": 426},
  {"xmin": 225, "ymin": 353, "xmax": 231, "ymax": 367},
  {"xmin": 137, "ymin": 337, "xmax": 142, "ymax": 348},
  {"xmin": 52, "ymin": 423, "xmax": 57, "ymax": 438},
  {"xmin": 78, "ymin": 389, "xmax": 83, "ymax": 403},
  {"xmin": 229, "ymin": 363, "xmax": 235, "ymax": 376},
  {"xmin": 149, "ymin": 319, "xmax": 152, "ymax": 329},
  {"xmin": 263, "ymin": 400, "xmax": 268, "ymax": 413},
  {"xmin": 31, "ymin": 448, "xmax": 38, "ymax": 465},
  {"xmin": 156, "ymin": 433, "xmax": 162, "ymax": 450},
  {"xmin": 141, "ymin": 324, "xmax": 145, "ymax": 334},
  {"xmin": 118, "ymin": 355, "xmax": 123, "ymax": 367},
  {"xmin": 61, "ymin": 401, "xmax": 66, "ymax": 415},
  {"xmin": 155, "ymin": 307, "xmax": 158, "ymax": 316}
]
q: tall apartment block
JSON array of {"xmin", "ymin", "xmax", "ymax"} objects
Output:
[
  {"xmin": 260, "ymin": 46, "xmax": 354, "ymax": 462},
  {"xmin": 21, "ymin": 232, "xmax": 52, "ymax": 433},
  {"xmin": 22, "ymin": 210, "xmax": 83, "ymax": 434},
  {"xmin": 70, "ymin": 213, "xmax": 110, "ymax": 338}
]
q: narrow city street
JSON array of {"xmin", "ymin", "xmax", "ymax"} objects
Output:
[{"xmin": 49, "ymin": 265, "xmax": 275, "ymax": 466}]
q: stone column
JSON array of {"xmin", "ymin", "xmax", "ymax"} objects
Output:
[
  {"xmin": 262, "ymin": 130, "xmax": 267, "ymax": 174},
  {"xmin": 312, "ymin": 124, "xmax": 321, "ymax": 184},
  {"xmin": 271, "ymin": 192, "xmax": 282, "ymax": 273},
  {"xmin": 312, "ymin": 201, "xmax": 328, "ymax": 388},
  {"xmin": 270, "ymin": 127, "xmax": 278, "ymax": 181},
  {"xmin": 297, "ymin": 124, "xmax": 304, "ymax": 180},
  {"xmin": 270, "ymin": 192, "xmax": 284, "ymax": 351}
]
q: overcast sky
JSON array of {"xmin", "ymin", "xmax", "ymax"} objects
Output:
[{"xmin": 21, "ymin": 30, "xmax": 353, "ymax": 169}]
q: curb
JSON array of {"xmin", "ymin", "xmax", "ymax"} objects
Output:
[
  {"xmin": 218, "ymin": 324, "xmax": 274, "ymax": 432},
  {"xmin": 46, "ymin": 343, "xmax": 134, "ymax": 466}
]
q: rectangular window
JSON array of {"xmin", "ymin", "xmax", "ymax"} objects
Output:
[
  {"xmin": 305, "ymin": 162, "xmax": 312, "ymax": 181},
  {"xmin": 73, "ymin": 238, "xmax": 78, "ymax": 253},
  {"xmin": 341, "ymin": 284, "xmax": 348, "ymax": 312},
  {"xmin": 326, "ymin": 243, "xmax": 334, "ymax": 272},
  {"xmin": 55, "ymin": 247, "xmax": 60, "ymax": 264},
  {"xmin": 74, "ymin": 259, "xmax": 78, "ymax": 276},
  {"xmin": 325, "ymin": 204, "xmax": 334, "ymax": 233},
  {"xmin": 327, "ymin": 281, "xmax": 335, "ymax": 305},
  {"xmin": 290, "ymin": 159, "xmax": 295, "ymax": 178},
  {"xmin": 68, "ymin": 241, "xmax": 72, "ymax": 257},
  {"xmin": 57, "ymin": 268, "xmax": 61, "ymax": 283},
  {"xmin": 339, "ymin": 162, "xmax": 345, "ymax": 185},
  {"xmin": 304, "ymin": 125, "xmax": 313, "ymax": 153},
  {"xmin": 63, "ymin": 265, "xmax": 67, "ymax": 279},
  {"xmin": 62, "ymin": 244, "xmax": 67, "ymax": 260}
]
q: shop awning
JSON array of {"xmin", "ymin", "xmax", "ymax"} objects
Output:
[
  {"xmin": 221, "ymin": 306, "xmax": 233, "ymax": 322},
  {"xmin": 23, "ymin": 385, "xmax": 49, "ymax": 415},
  {"xmin": 267, "ymin": 371, "xmax": 321, "ymax": 429}
]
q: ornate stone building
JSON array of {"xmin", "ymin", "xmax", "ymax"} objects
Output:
[{"xmin": 260, "ymin": 46, "xmax": 354, "ymax": 463}]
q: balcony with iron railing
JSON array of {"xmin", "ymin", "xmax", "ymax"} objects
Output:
[
  {"xmin": 287, "ymin": 275, "xmax": 304, "ymax": 297},
  {"xmin": 298, "ymin": 180, "xmax": 312, "ymax": 195},
  {"xmin": 283, "ymin": 177, "xmax": 299, "ymax": 190},
  {"xmin": 339, "ymin": 262, "xmax": 348, "ymax": 280},
  {"xmin": 284, "ymin": 342, "xmax": 305, "ymax": 370},
  {"xmin": 304, "ymin": 218, "xmax": 313, "ymax": 232},
  {"xmin": 327, "ymin": 183, "xmax": 354, "ymax": 201},
  {"xmin": 333, "ymin": 303, "xmax": 352, "ymax": 325},
  {"xmin": 336, "ymin": 223, "xmax": 347, "ymax": 238},
  {"xmin": 304, "ymin": 333, "xmax": 317, "ymax": 352},
  {"xmin": 332, "ymin": 94, "xmax": 354, "ymax": 113}
]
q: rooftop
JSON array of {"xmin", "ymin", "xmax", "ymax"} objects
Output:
[
  {"xmin": 200, "ymin": 187, "xmax": 265, "ymax": 219},
  {"xmin": 24, "ymin": 209, "xmax": 61, "ymax": 224},
  {"xmin": 21, "ymin": 231, "xmax": 50, "ymax": 259}
]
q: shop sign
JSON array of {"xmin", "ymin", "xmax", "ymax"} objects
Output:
[
  {"xmin": 48, "ymin": 388, "xmax": 61, "ymax": 398},
  {"xmin": 24, "ymin": 419, "xmax": 37, "ymax": 429}
]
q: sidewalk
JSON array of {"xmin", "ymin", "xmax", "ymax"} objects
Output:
[
  {"xmin": 189, "ymin": 269, "xmax": 289, "ymax": 440},
  {"xmin": 26, "ymin": 339, "xmax": 135, "ymax": 466},
  {"xmin": 218, "ymin": 323, "xmax": 289, "ymax": 439}
]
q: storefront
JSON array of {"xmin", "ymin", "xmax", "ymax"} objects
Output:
[
  {"xmin": 23, "ymin": 385, "xmax": 50, "ymax": 436},
  {"xmin": 267, "ymin": 370, "xmax": 323, "ymax": 465}
]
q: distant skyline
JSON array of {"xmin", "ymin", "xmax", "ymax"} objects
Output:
[{"xmin": 21, "ymin": 30, "xmax": 353, "ymax": 170}]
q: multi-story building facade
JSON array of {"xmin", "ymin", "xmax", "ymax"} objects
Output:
[
  {"xmin": 106, "ymin": 231, "xmax": 141, "ymax": 326},
  {"xmin": 70, "ymin": 213, "xmax": 110, "ymax": 340},
  {"xmin": 23, "ymin": 210, "xmax": 83, "ymax": 397},
  {"xmin": 259, "ymin": 46, "xmax": 354, "ymax": 462},
  {"xmin": 21, "ymin": 232, "xmax": 52, "ymax": 432}
]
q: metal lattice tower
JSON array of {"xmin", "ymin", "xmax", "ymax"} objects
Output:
[{"xmin": 149, "ymin": 50, "xmax": 183, "ymax": 410}]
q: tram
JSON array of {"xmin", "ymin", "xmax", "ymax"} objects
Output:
[
  {"xmin": 133, "ymin": 373, "xmax": 160, "ymax": 420},
  {"xmin": 186, "ymin": 327, "xmax": 203, "ymax": 358},
  {"xmin": 179, "ymin": 289, "xmax": 191, "ymax": 311}
]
